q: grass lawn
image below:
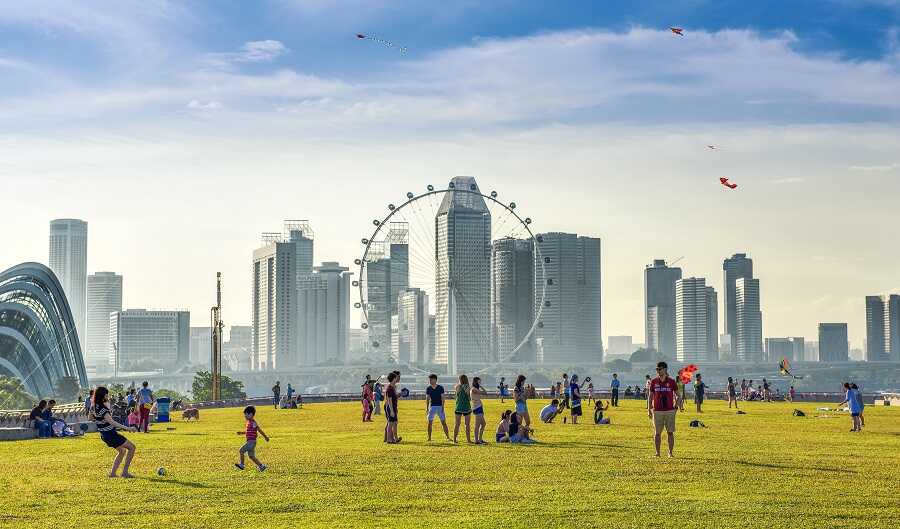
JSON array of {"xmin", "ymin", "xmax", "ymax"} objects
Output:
[{"xmin": 3, "ymin": 398, "xmax": 899, "ymax": 528}]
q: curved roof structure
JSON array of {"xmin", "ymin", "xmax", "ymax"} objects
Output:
[{"xmin": 0, "ymin": 262, "xmax": 88, "ymax": 396}]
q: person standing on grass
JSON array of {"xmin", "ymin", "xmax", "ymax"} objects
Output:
[
  {"xmin": 586, "ymin": 380, "xmax": 595, "ymax": 405},
  {"xmin": 235, "ymin": 405, "xmax": 268, "ymax": 472},
  {"xmin": 569, "ymin": 374, "xmax": 583, "ymax": 425},
  {"xmin": 498, "ymin": 377, "xmax": 507, "ymax": 403},
  {"xmin": 383, "ymin": 372, "xmax": 401, "ymax": 443},
  {"xmin": 851, "ymin": 383, "xmax": 865, "ymax": 429},
  {"xmin": 425, "ymin": 374, "xmax": 450, "ymax": 442},
  {"xmin": 789, "ymin": 385, "xmax": 796, "ymax": 402},
  {"xmin": 137, "ymin": 381, "xmax": 154, "ymax": 433},
  {"xmin": 727, "ymin": 377, "xmax": 738, "ymax": 409},
  {"xmin": 361, "ymin": 380, "xmax": 374, "ymax": 422},
  {"xmin": 693, "ymin": 374, "xmax": 706, "ymax": 413},
  {"xmin": 675, "ymin": 375, "xmax": 686, "ymax": 412},
  {"xmin": 471, "ymin": 377, "xmax": 488, "ymax": 445},
  {"xmin": 740, "ymin": 379, "xmax": 748, "ymax": 400},
  {"xmin": 610, "ymin": 374, "xmax": 620, "ymax": 407},
  {"xmin": 272, "ymin": 381, "xmax": 281, "ymax": 409},
  {"xmin": 92, "ymin": 386, "xmax": 138, "ymax": 478},
  {"xmin": 562, "ymin": 373, "xmax": 570, "ymax": 410},
  {"xmin": 453, "ymin": 374, "xmax": 473, "ymax": 443},
  {"xmin": 513, "ymin": 374, "xmax": 531, "ymax": 428},
  {"xmin": 837, "ymin": 382, "xmax": 862, "ymax": 432},
  {"xmin": 373, "ymin": 381, "xmax": 383, "ymax": 416},
  {"xmin": 648, "ymin": 361, "xmax": 679, "ymax": 458}
]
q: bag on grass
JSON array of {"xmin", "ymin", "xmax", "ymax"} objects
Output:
[{"xmin": 792, "ymin": 409, "xmax": 806, "ymax": 417}]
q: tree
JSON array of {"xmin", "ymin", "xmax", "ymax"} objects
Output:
[
  {"xmin": 55, "ymin": 376, "xmax": 81, "ymax": 402},
  {"xmin": 630, "ymin": 348, "xmax": 668, "ymax": 363},
  {"xmin": 0, "ymin": 376, "xmax": 36, "ymax": 410},
  {"xmin": 606, "ymin": 358, "xmax": 632, "ymax": 372},
  {"xmin": 155, "ymin": 388, "xmax": 188, "ymax": 402},
  {"xmin": 191, "ymin": 371, "xmax": 246, "ymax": 401}
]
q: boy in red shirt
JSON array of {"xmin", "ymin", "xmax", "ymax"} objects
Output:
[
  {"xmin": 647, "ymin": 361, "xmax": 680, "ymax": 458},
  {"xmin": 235, "ymin": 405, "xmax": 269, "ymax": 471}
]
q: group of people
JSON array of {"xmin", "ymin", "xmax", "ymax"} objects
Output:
[
  {"xmin": 271, "ymin": 381, "xmax": 303, "ymax": 409},
  {"xmin": 838, "ymin": 382, "xmax": 866, "ymax": 432},
  {"xmin": 85, "ymin": 381, "xmax": 156, "ymax": 433},
  {"xmin": 28, "ymin": 399, "xmax": 63, "ymax": 437}
]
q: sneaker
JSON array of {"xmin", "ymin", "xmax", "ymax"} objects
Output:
[
  {"xmin": 234, "ymin": 463, "xmax": 245, "ymax": 470},
  {"xmin": 257, "ymin": 464, "xmax": 267, "ymax": 472}
]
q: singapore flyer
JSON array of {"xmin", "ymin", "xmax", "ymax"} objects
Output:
[{"xmin": 354, "ymin": 176, "xmax": 546, "ymax": 375}]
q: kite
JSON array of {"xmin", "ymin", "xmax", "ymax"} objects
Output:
[
  {"xmin": 670, "ymin": 27, "xmax": 684, "ymax": 36},
  {"xmin": 779, "ymin": 357, "xmax": 804, "ymax": 379},
  {"xmin": 677, "ymin": 364, "xmax": 699, "ymax": 384},
  {"xmin": 355, "ymin": 32, "xmax": 408, "ymax": 53},
  {"xmin": 719, "ymin": 177, "xmax": 738, "ymax": 189},
  {"xmin": 707, "ymin": 145, "xmax": 716, "ymax": 150}
]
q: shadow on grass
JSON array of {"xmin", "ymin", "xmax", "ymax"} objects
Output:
[
  {"xmin": 133, "ymin": 476, "xmax": 212, "ymax": 488},
  {"xmin": 734, "ymin": 460, "xmax": 857, "ymax": 474}
]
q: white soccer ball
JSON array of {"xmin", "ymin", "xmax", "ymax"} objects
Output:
[{"xmin": 157, "ymin": 467, "xmax": 166, "ymax": 476}]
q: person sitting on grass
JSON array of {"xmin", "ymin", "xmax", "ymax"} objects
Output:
[
  {"xmin": 496, "ymin": 410, "xmax": 512, "ymax": 443},
  {"xmin": 235, "ymin": 405, "xmax": 268, "ymax": 471},
  {"xmin": 593, "ymin": 400, "xmax": 610, "ymax": 425},
  {"xmin": 539, "ymin": 399, "xmax": 562, "ymax": 423},
  {"xmin": 508, "ymin": 412, "xmax": 535, "ymax": 444}
]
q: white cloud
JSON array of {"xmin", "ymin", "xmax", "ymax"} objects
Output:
[
  {"xmin": 771, "ymin": 177, "xmax": 805, "ymax": 184},
  {"xmin": 848, "ymin": 163, "xmax": 900, "ymax": 171},
  {"xmin": 203, "ymin": 40, "xmax": 290, "ymax": 68},
  {"xmin": 186, "ymin": 99, "xmax": 221, "ymax": 110}
]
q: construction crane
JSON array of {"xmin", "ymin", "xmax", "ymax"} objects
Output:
[{"xmin": 210, "ymin": 273, "xmax": 224, "ymax": 400}]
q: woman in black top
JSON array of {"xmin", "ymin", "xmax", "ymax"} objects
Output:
[
  {"xmin": 92, "ymin": 386, "xmax": 138, "ymax": 478},
  {"xmin": 29, "ymin": 400, "xmax": 50, "ymax": 437}
]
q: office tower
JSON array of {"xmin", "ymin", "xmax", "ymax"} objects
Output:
[
  {"xmin": 675, "ymin": 277, "xmax": 708, "ymax": 362},
  {"xmin": 435, "ymin": 176, "xmax": 491, "ymax": 371},
  {"xmin": 644, "ymin": 259, "xmax": 682, "ymax": 358},
  {"xmin": 533, "ymin": 233, "xmax": 603, "ymax": 364},
  {"xmin": 735, "ymin": 278, "xmax": 763, "ymax": 362},
  {"xmin": 251, "ymin": 221, "xmax": 314, "ymax": 371},
  {"xmin": 296, "ymin": 262, "xmax": 352, "ymax": 366},
  {"xmin": 189, "ymin": 327, "xmax": 211, "ymax": 365},
  {"xmin": 607, "ymin": 336, "xmax": 633, "ymax": 357},
  {"xmin": 765, "ymin": 337, "xmax": 804, "ymax": 362},
  {"xmin": 349, "ymin": 329, "xmax": 370, "ymax": 361},
  {"xmin": 723, "ymin": 253, "xmax": 753, "ymax": 353},
  {"xmin": 705, "ymin": 286, "xmax": 718, "ymax": 361},
  {"xmin": 866, "ymin": 294, "xmax": 900, "ymax": 362},
  {"xmin": 491, "ymin": 237, "xmax": 535, "ymax": 363},
  {"xmin": 49, "ymin": 219, "xmax": 88, "ymax": 349},
  {"xmin": 365, "ymin": 224, "xmax": 409, "ymax": 358},
  {"xmin": 85, "ymin": 271, "xmax": 122, "ymax": 370},
  {"xmin": 109, "ymin": 309, "xmax": 190, "ymax": 371},
  {"xmin": 818, "ymin": 323, "xmax": 849, "ymax": 362},
  {"xmin": 397, "ymin": 288, "xmax": 430, "ymax": 364},
  {"xmin": 804, "ymin": 341, "xmax": 819, "ymax": 362},
  {"xmin": 224, "ymin": 325, "xmax": 252, "ymax": 371}
]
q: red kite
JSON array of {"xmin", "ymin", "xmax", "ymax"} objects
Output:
[
  {"xmin": 670, "ymin": 27, "xmax": 684, "ymax": 36},
  {"xmin": 720, "ymin": 177, "xmax": 737, "ymax": 189}
]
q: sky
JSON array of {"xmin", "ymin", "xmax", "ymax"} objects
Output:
[{"xmin": 2, "ymin": 0, "xmax": 899, "ymax": 349}]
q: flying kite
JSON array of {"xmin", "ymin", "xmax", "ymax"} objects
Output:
[
  {"xmin": 779, "ymin": 358, "xmax": 804, "ymax": 379},
  {"xmin": 355, "ymin": 32, "xmax": 407, "ymax": 53},
  {"xmin": 719, "ymin": 177, "xmax": 738, "ymax": 189},
  {"xmin": 670, "ymin": 27, "xmax": 684, "ymax": 36},
  {"xmin": 677, "ymin": 364, "xmax": 699, "ymax": 384},
  {"xmin": 707, "ymin": 145, "xmax": 717, "ymax": 150}
]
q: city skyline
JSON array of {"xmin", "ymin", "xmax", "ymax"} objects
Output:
[{"xmin": 4, "ymin": 2, "xmax": 900, "ymax": 349}]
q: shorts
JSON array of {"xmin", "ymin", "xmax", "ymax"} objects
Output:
[
  {"xmin": 653, "ymin": 410, "xmax": 676, "ymax": 434},
  {"xmin": 100, "ymin": 430, "xmax": 127, "ymax": 449},
  {"xmin": 384, "ymin": 405, "xmax": 398, "ymax": 423},
  {"xmin": 472, "ymin": 406, "xmax": 484, "ymax": 416},
  {"xmin": 240, "ymin": 440, "xmax": 257, "ymax": 457},
  {"xmin": 496, "ymin": 432, "xmax": 508, "ymax": 443},
  {"xmin": 571, "ymin": 405, "xmax": 582, "ymax": 416},
  {"xmin": 695, "ymin": 395, "xmax": 704, "ymax": 404},
  {"xmin": 851, "ymin": 412, "xmax": 860, "ymax": 417},
  {"xmin": 515, "ymin": 401, "xmax": 528, "ymax": 414},
  {"xmin": 427, "ymin": 406, "xmax": 446, "ymax": 422},
  {"xmin": 455, "ymin": 410, "xmax": 471, "ymax": 416}
]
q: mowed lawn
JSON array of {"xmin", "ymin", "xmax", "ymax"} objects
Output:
[{"xmin": 3, "ymin": 398, "xmax": 900, "ymax": 529}]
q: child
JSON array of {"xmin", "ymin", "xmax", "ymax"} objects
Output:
[
  {"xmin": 593, "ymin": 400, "xmax": 610, "ymax": 425},
  {"xmin": 235, "ymin": 406, "xmax": 269, "ymax": 471},
  {"xmin": 496, "ymin": 410, "xmax": 511, "ymax": 443},
  {"xmin": 586, "ymin": 382, "xmax": 595, "ymax": 405},
  {"xmin": 91, "ymin": 386, "xmax": 138, "ymax": 478},
  {"xmin": 127, "ymin": 405, "xmax": 140, "ymax": 428}
]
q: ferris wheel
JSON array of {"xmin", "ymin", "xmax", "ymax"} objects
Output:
[{"xmin": 354, "ymin": 176, "xmax": 546, "ymax": 374}]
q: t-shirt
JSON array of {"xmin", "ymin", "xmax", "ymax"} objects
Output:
[
  {"xmin": 728, "ymin": 382, "xmax": 736, "ymax": 396},
  {"xmin": 695, "ymin": 382, "xmax": 706, "ymax": 397},
  {"xmin": 540, "ymin": 404, "xmax": 558, "ymax": 421},
  {"xmin": 649, "ymin": 376, "xmax": 678, "ymax": 412},
  {"xmin": 847, "ymin": 389, "xmax": 863, "ymax": 414},
  {"xmin": 611, "ymin": 379, "xmax": 620, "ymax": 389},
  {"xmin": 570, "ymin": 383, "xmax": 581, "ymax": 408},
  {"xmin": 29, "ymin": 407, "xmax": 42, "ymax": 421},
  {"xmin": 138, "ymin": 387, "xmax": 153, "ymax": 405},
  {"xmin": 426, "ymin": 385, "xmax": 445, "ymax": 407},
  {"xmin": 563, "ymin": 381, "xmax": 571, "ymax": 397},
  {"xmin": 386, "ymin": 385, "xmax": 398, "ymax": 413},
  {"xmin": 245, "ymin": 419, "xmax": 258, "ymax": 440},
  {"xmin": 94, "ymin": 405, "xmax": 115, "ymax": 432}
]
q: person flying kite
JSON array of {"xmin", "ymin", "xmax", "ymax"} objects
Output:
[
  {"xmin": 670, "ymin": 27, "xmax": 684, "ymax": 36},
  {"xmin": 779, "ymin": 358, "xmax": 804, "ymax": 379},
  {"xmin": 719, "ymin": 177, "xmax": 738, "ymax": 189}
]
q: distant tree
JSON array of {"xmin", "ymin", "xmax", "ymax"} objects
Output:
[
  {"xmin": 55, "ymin": 376, "xmax": 81, "ymax": 402},
  {"xmin": 0, "ymin": 376, "xmax": 36, "ymax": 410},
  {"xmin": 155, "ymin": 388, "xmax": 188, "ymax": 402},
  {"xmin": 606, "ymin": 359, "xmax": 632, "ymax": 372},
  {"xmin": 191, "ymin": 371, "xmax": 246, "ymax": 401},
  {"xmin": 630, "ymin": 348, "xmax": 668, "ymax": 363}
]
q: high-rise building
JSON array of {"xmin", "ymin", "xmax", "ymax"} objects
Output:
[
  {"xmin": 705, "ymin": 286, "xmax": 719, "ymax": 361},
  {"xmin": 85, "ymin": 271, "xmax": 122, "ymax": 370},
  {"xmin": 296, "ymin": 262, "xmax": 352, "ymax": 366},
  {"xmin": 675, "ymin": 277, "xmax": 708, "ymax": 362},
  {"xmin": 251, "ymin": 221, "xmax": 314, "ymax": 371},
  {"xmin": 49, "ymin": 219, "xmax": 88, "ymax": 349},
  {"xmin": 818, "ymin": 323, "xmax": 849, "ymax": 362},
  {"xmin": 644, "ymin": 259, "xmax": 681, "ymax": 358},
  {"xmin": 491, "ymin": 237, "xmax": 535, "ymax": 363},
  {"xmin": 804, "ymin": 340, "xmax": 819, "ymax": 362},
  {"xmin": 865, "ymin": 294, "xmax": 900, "ymax": 362},
  {"xmin": 189, "ymin": 327, "xmax": 211, "ymax": 365},
  {"xmin": 765, "ymin": 337, "xmax": 804, "ymax": 362},
  {"xmin": 607, "ymin": 336, "xmax": 633, "ymax": 357},
  {"xmin": 109, "ymin": 309, "xmax": 190, "ymax": 371},
  {"xmin": 435, "ymin": 176, "xmax": 491, "ymax": 371},
  {"xmin": 224, "ymin": 325, "xmax": 252, "ymax": 371},
  {"xmin": 397, "ymin": 288, "xmax": 430, "ymax": 364},
  {"xmin": 533, "ymin": 233, "xmax": 603, "ymax": 364},
  {"xmin": 365, "ymin": 224, "xmax": 409, "ymax": 358},
  {"xmin": 735, "ymin": 278, "xmax": 763, "ymax": 362},
  {"xmin": 723, "ymin": 253, "xmax": 753, "ymax": 354}
]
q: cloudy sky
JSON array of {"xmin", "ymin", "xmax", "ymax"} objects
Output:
[{"xmin": 2, "ymin": 0, "xmax": 899, "ymax": 349}]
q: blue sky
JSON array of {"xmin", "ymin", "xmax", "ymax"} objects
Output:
[{"xmin": 2, "ymin": 1, "xmax": 899, "ymax": 349}]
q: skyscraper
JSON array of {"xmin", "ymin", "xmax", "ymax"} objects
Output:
[
  {"xmin": 397, "ymin": 288, "xmax": 430, "ymax": 364},
  {"xmin": 85, "ymin": 271, "xmax": 122, "ymax": 371},
  {"xmin": 189, "ymin": 327, "xmax": 211, "ymax": 365},
  {"xmin": 735, "ymin": 277, "xmax": 763, "ymax": 362},
  {"xmin": 533, "ymin": 233, "xmax": 603, "ymax": 364},
  {"xmin": 251, "ymin": 221, "xmax": 314, "ymax": 371},
  {"xmin": 675, "ymin": 277, "xmax": 708, "ymax": 362},
  {"xmin": 765, "ymin": 337, "xmax": 804, "ymax": 362},
  {"xmin": 818, "ymin": 323, "xmax": 849, "ymax": 362},
  {"xmin": 109, "ymin": 309, "xmax": 190, "ymax": 371},
  {"xmin": 705, "ymin": 286, "xmax": 719, "ymax": 361},
  {"xmin": 866, "ymin": 294, "xmax": 900, "ymax": 362},
  {"xmin": 49, "ymin": 219, "xmax": 88, "ymax": 349},
  {"xmin": 435, "ymin": 176, "xmax": 491, "ymax": 372},
  {"xmin": 644, "ymin": 259, "xmax": 682, "ymax": 358},
  {"xmin": 491, "ymin": 237, "xmax": 535, "ymax": 363},
  {"xmin": 723, "ymin": 253, "xmax": 753, "ymax": 353},
  {"xmin": 365, "ymin": 224, "xmax": 409, "ymax": 357},
  {"xmin": 296, "ymin": 262, "xmax": 352, "ymax": 366}
]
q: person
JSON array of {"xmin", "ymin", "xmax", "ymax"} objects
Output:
[
  {"xmin": 136, "ymin": 381, "xmax": 154, "ymax": 433},
  {"xmin": 286, "ymin": 383, "xmax": 294, "ymax": 402},
  {"xmin": 453, "ymin": 374, "xmax": 473, "ymax": 443},
  {"xmin": 693, "ymin": 373, "xmax": 706, "ymax": 413},
  {"xmin": 648, "ymin": 361, "xmax": 679, "ymax": 458},
  {"xmin": 675, "ymin": 375, "xmax": 686, "ymax": 412},
  {"xmin": 272, "ymin": 381, "xmax": 281, "ymax": 409},
  {"xmin": 496, "ymin": 410, "xmax": 511, "ymax": 443},
  {"xmin": 361, "ymin": 380, "xmax": 374, "ymax": 422},
  {"xmin": 593, "ymin": 400, "xmax": 610, "ymax": 425},
  {"xmin": 561, "ymin": 373, "xmax": 570, "ymax": 410},
  {"xmin": 125, "ymin": 389, "xmax": 135, "ymax": 409},
  {"xmin": 610, "ymin": 374, "xmax": 620, "ymax": 407},
  {"xmin": 92, "ymin": 386, "xmax": 138, "ymax": 477},
  {"xmin": 851, "ymin": 383, "xmax": 865, "ymax": 428},
  {"xmin": 762, "ymin": 378, "xmax": 770, "ymax": 402},
  {"xmin": 384, "ymin": 372, "xmax": 401, "ymax": 444},
  {"xmin": 235, "ymin": 405, "xmax": 268, "ymax": 471},
  {"xmin": 508, "ymin": 411, "xmax": 534, "ymax": 443},
  {"xmin": 539, "ymin": 399, "xmax": 562, "ymax": 423},
  {"xmin": 788, "ymin": 385, "xmax": 796, "ymax": 402},
  {"xmin": 497, "ymin": 377, "xmax": 507, "ymax": 403},
  {"xmin": 513, "ymin": 375, "xmax": 531, "ymax": 428},
  {"xmin": 644, "ymin": 374, "xmax": 652, "ymax": 397},
  {"xmin": 127, "ymin": 404, "xmax": 141, "ymax": 428},
  {"xmin": 373, "ymin": 381, "xmax": 383, "ymax": 415},
  {"xmin": 747, "ymin": 380, "xmax": 754, "ymax": 400},
  {"xmin": 425, "ymin": 374, "xmax": 450, "ymax": 441},
  {"xmin": 727, "ymin": 377, "xmax": 738, "ymax": 409},
  {"xmin": 838, "ymin": 382, "xmax": 862, "ymax": 432},
  {"xmin": 740, "ymin": 379, "xmax": 748, "ymax": 400},
  {"xmin": 84, "ymin": 390, "xmax": 94, "ymax": 415},
  {"xmin": 471, "ymin": 377, "xmax": 488, "ymax": 445},
  {"xmin": 30, "ymin": 400, "xmax": 51, "ymax": 438},
  {"xmin": 569, "ymin": 374, "xmax": 583, "ymax": 424},
  {"xmin": 42, "ymin": 399, "xmax": 59, "ymax": 429},
  {"xmin": 586, "ymin": 381, "xmax": 595, "ymax": 405}
]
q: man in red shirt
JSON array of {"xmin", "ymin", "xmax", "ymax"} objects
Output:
[{"xmin": 647, "ymin": 361, "xmax": 680, "ymax": 457}]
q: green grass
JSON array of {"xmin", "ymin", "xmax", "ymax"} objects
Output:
[{"xmin": 3, "ymin": 398, "xmax": 899, "ymax": 528}]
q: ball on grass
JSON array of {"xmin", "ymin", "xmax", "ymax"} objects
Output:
[{"xmin": 157, "ymin": 467, "xmax": 166, "ymax": 476}]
